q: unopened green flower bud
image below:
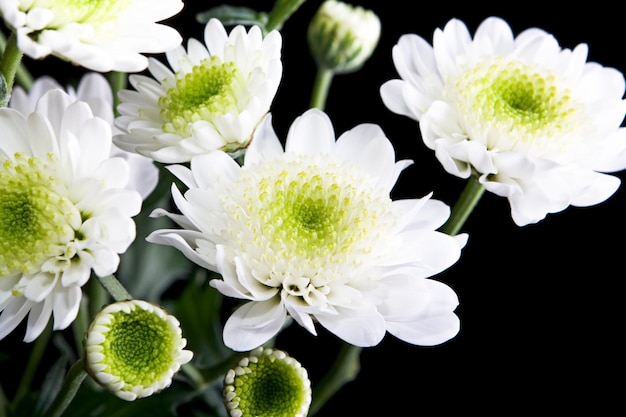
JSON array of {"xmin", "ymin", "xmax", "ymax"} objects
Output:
[
  {"xmin": 307, "ymin": 0, "xmax": 381, "ymax": 74},
  {"xmin": 84, "ymin": 299, "xmax": 193, "ymax": 401}
]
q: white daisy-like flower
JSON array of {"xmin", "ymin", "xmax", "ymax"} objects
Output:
[
  {"xmin": 113, "ymin": 18, "xmax": 283, "ymax": 164},
  {"xmin": 84, "ymin": 299, "xmax": 193, "ymax": 401},
  {"xmin": 223, "ymin": 347, "xmax": 311, "ymax": 417},
  {"xmin": 9, "ymin": 73, "xmax": 159, "ymax": 200},
  {"xmin": 0, "ymin": 0, "xmax": 184, "ymax": 72},
  {"xmin": 380, "ymin": 16, "xmax": 626, "ymax": 226},
  {"xmin": 0, "ymin": 89, "xmax": 142, "ymax": 342},
  {"xmin": 147, "ymin": 108, "xmax": 466, "ymax": 352}
]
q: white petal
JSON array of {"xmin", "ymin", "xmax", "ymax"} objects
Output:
[
  {"xmin": 316, "ymin": 308, "xmax": 386, "ymax": 347},
  {"xmin": 222, "ymin": 299, "xmax": 286, "ymax": 351},
  {"xmin": 24, "ymin": 299, "xmax": 53, "ymax": 343},
  {"xmin": 24, "ymin": 272, "xmax": 56, "ymax": 303},
  {"xmin": 244, "ymin": 113, "xmax": 284, "ymax": 166},
  {"xmin": 51, "ymin": 286, "xmax": 82, "ymax": 331},
  {"xmin": 285, "ymin": 109, "xmax": 335, "ymax": 155},
  {"xmin": 0, "ymin": 298, "xmax": 32, "ymax": 341}
]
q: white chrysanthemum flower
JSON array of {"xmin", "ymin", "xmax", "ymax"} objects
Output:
[
  {"xmin": 380, "ymin": 16, "xmax": 626, "ymax": 226},
  {"xmin": 0, "ymin": 89, "xmax": 142, "ymax": 342},
  {"xmin": 223, "ymin": 347, "xmax": 311, "ymax": 417},
  {"xmin": 84, "ymin": 299, "xmax": 193, "ymax": 401},
  {"xmin": 0, "ymin": 0, "xmax": 184, "ymax": 72},
  {"xmin": 147, "ymin": 109, "xmax": 466, "ymax": 351},
  {"xmin": 9, "ymin": 73, "xmax": 159, "ymax": 200},
  {"xmin": 113, "ymin": 18, "xmax": 283, "ymax": 164}
]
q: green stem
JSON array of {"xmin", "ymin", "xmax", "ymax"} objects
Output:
[
  {"xmin": 439, "ymin": 176, "xmax": 485, "ymax": 236},
  {"xmin": 0, "ymin": 31, "xmax": 24, "ymax": 95},
  {"xmin": 96, "ymin": 274, "xmax": 132, "ymax": 302},
  {"xmin": 13, "ymin": 322, "xmax": 52, "ymax": 407},
  {"xmin": 0, "ymin": 30, "xmax": 32, "ymax": 92},
  {"xmin": 309, "ymin": 344, "xmax": 361, "ymax": 416},
  {"xmin": 41, "ymin": 360, "xmax": 87, "ymax": 417},
  {"xmin": 106, "ymin": 71, "xmax": 127, "ymax": 117},
  {"xmin": 309, "ymin": 67, "xmax": 334, "ymax": 110},
  {"xmin": 72, "ymin": 296, "xmax": 90, "ymax": 355},
  {"xmin": 265, "ymin": 0, "xmax": 306, "ymax": 32}
]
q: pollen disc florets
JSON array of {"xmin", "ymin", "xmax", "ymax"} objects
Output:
[
  {"xmin": 223, "ymin": 154, "xmax": 397, "ymax": 301},
  {"xmin": 451, "ymin": 56, "xmax": 584, "ymax": 157},
  {"xmin": 0, "ymin": 152, "xmax": 80, "ymax": 277},
  {"xmin": 159, "ymin": 56, "xmax": 241, "ymax": 139},
  {"xmin": 84, "ymin": 300, "xmax": 193, "ymax": 401},
  {"xmin": 223, "ymin": 347, "xmax": 311, "ymax": 417}
]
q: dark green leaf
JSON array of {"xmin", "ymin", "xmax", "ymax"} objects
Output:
[{"xmin": 173, "ymin": 271, "xmax": 232, "ymax": 369}]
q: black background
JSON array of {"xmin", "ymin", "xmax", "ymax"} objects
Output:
[{"xmin": 11, "ymin": 0, "xmax": 626, "ymax": 415}]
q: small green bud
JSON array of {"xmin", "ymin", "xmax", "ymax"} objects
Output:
[{"xmin": 84, "ymin": 299, "xmax": 193, "ymax": 401}]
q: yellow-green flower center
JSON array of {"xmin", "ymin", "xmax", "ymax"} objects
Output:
[
  {"xmin": 22, "ymin": 0, "xmax": 130, "ymax": 29},
  {"xmin": 452, "ymin": 57, "xmax": 583, "ymax": 155},
  {"xmin": 232, "ymin": 354, "xmax": 309, "ymax": 417},
  {"xmin": 222, "ymin": 156, "xmax": 397, "ymax": 298},
  {"xmin": 0, "ymin": 153, "xmax": 79, "ymax": 276},
  {"xmin": 160, "ymin": 56, "xmax": 241, "ymax": 139},
  {"xmin": 100, "ymin": 308, "xmax": 176, "ymax": 387}
]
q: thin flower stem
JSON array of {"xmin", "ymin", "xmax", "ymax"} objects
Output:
[
  {"xmin": 96, "ymin": 274, "xmax": 132, "ymax": 302},
  {"xmin": 309, "ymin": 343, "xmax": 361, "ymax": 416},
  {"xmin": 310, "ymin": 67, "xmax": 334, "ymax": 110},
  {"xmin": 41, "ymin": 359, "xmax": 87, "ymax": 417},
  {"xmin": 106, "ymin": 71, "xmax": 127, "ymax": 116},
  {"xmin": 0, "ymin": 30, "xmax": 32, "ymax": 91},
  {"xmin": 439, "ymin": 175, "xmax": 485, "ymax": 236},
  {"xmin": 265, "ymin": 0, "xmax": 306, "ymax": 32},
  {"xmin": 0, "ymin": 31, "xmax": 24, "ymax": 94},
  {"xmin": 13, "ymin": 323, "xmax": 52, "ymax": 407}
]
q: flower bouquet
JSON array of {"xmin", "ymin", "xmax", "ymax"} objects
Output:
[{"xmin": 1, "ymin": 0, "xmax": 624, "ymax": 415}]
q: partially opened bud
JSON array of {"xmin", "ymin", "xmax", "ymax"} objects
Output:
[
  {"xmin": 84, "ymin": 299, "xmax": 193, "ymax": 401},
  {"xmin": 223, "ymin": 347, "xmax": 312, "ymax": 417},
  {"xmin": 307, "ymin": 0, "xmax": 381, "ymax": 74}
]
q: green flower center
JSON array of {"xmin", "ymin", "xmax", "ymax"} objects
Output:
[
  {"xmin": 232, "ymin": 158, "xmax": 393, "ymax": 266},
  {"xmin": 23, "ymin": 0, "xmax": 130, "ymax": 28},
  {"xmin": 159, "ymin": 57, "xmax": 241, "ymax": 139},
  {"xmin": 233, "ymin": 354, "xmax": 308, "ymax": 417},
  {"xmin": 0, "ymin": 153, "xmax": 79, "ymax": 276},
  {"xmin": 101, "ymin": 309, "xmax": 176, "ymax": 387},
  {"xmin": 220, "ymin": 156, "xmax": 397, "ymax": 304},
  {"xmin": 452, "ymin": 57, "xmax": 582, "ymax": 155}
]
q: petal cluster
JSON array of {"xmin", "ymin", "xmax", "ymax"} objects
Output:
[
  {"xmin": 0, "ymin": 0, "xmax": 183, "ymax": 72},
  {"xmin": 148, "ymin": 109, "xmax": 466, "ymax": 351},
  {"xmin": 9, "ymin": 73, "xmax": 159, "ymax": 199},
  {"xmin": 113, "ymin": 18, "xmax": 283, "ymax": 163},
  {"xmin": 0, "ymin": 89, "xmax": 142, "ymax": 342},
  {"xmin": 380, "ymin": 16, "xmax": 626, "ymax": 225}
]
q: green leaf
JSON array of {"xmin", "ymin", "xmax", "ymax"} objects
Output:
[
  {"xmin": 32, "ymin": 354, "xmax": 71, "ymax": 417},
  {"xmin": 195, "ymin": 5, "xmax": 268, "ymax": 28},
  {"xmin": 58, "ymin": 378, "xmax": 207, "ymax": 417},
  {"xmin": 173, "ymin": 272, "xmax": 231, "ymax": 370}
]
